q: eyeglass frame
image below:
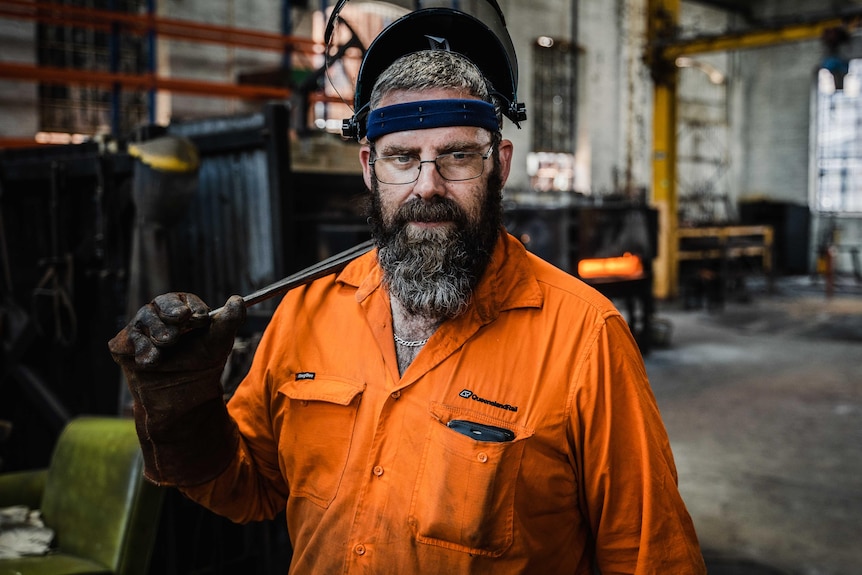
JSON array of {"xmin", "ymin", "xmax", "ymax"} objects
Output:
[{"xmin": 368, "ymin": 145, "xmax": 495, "ymax": 185}]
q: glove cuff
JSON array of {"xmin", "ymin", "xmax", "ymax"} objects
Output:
[{"xmin": 127, "ymin": 365, "xmax": 239, "ymax": 487}]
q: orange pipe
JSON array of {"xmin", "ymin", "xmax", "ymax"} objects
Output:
[
  {"xmin": 308, "ymin": 92, "xmax": 357, "ymax": 104},
  {"xmin": 0, "ymin": 0, "xmax": 319, "ymax": 54},
  {"xmin": 0, "ymin": 136, "xmax": 52, "ymax": 149},
  {"xmin": 0, "ymin": 62, "xmax": 292, "ymax": 100}
]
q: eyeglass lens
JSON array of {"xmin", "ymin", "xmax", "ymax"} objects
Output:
[{"xmin": 372, "ymin": 149, "xmax": 490, "ymax": 184}]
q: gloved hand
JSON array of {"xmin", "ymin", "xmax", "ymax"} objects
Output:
[{"xmin": 108, "ymin": 292, "xmax": 246, "ymax": 486}]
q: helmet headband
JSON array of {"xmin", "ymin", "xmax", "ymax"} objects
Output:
[{"xmin": 366, "ymin": 99, "xmax": 499, "ymax": 141}]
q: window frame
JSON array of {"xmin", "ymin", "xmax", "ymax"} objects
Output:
[{"xmin": 812, "ymin": 58, "xmax": 862, "ymax": 215}]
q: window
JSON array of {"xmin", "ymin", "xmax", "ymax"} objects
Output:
[
  {"xmin": 814, "ymin": 58, "xmax": 862, "ymax": 214},
  {"xmin": 532, "ymin": 36, "xmax": 577, "ymax": 153},
  {"xmin": 37, "ymin": 0, "xmax": 148, "ymax": 137}
]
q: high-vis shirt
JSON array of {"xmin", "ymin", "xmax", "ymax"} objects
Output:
[{"xmin": 183, "ymin": 232, "xmax": 707, "ymax": 574}]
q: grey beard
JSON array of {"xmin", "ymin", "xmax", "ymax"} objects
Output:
[
  {"xmin": 370, "ymin": 193, "xmax": 501, "ymax": 321},
  {"xmin": 377, "ymin": 222, "xmax": 476, "ymax": 320}
]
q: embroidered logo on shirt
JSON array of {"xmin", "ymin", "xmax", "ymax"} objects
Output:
[
  {"xmin": 459, "ymin": 389, "xmax": 518, "ymax": 412},
  {"xmin": 296, "ymin": 372, "xmax": 316, "ymax": 380}
]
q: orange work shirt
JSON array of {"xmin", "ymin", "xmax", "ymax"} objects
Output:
[{"xmin": 183, "ymin": 232, "xmax": 706, "ymax": 574}]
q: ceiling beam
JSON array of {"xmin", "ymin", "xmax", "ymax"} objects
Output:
[{"xmin": 659, "ymin": 8, "xmax": 862, "ymax": 59}]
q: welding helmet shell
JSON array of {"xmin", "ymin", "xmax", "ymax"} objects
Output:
[{"xmin": 325, "ymin": 0, "xmax": 526, "ymax": 141}]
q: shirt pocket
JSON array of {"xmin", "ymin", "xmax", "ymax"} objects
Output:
[
  {"xmin": 408, "ymin": 402, "xmax": 534, "ymax": 557},
  {"xmin": 277, "ymin": 376, "xmax": 365, "ymax": 508}
]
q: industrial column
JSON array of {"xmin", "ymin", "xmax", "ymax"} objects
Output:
[{"xmin": 647, "ymin": 0, "xmax": 680, "ymax": 299}]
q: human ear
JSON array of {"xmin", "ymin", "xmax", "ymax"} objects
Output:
[{"xmin": 359, "ymin": 145, "xmax": 373, "ymax": 190}]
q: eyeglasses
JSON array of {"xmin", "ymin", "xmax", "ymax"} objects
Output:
[{"xmin": 369, "ymin": 145, "xmax": 494, "ymax": 185}]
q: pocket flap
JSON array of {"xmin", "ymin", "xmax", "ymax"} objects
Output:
[{"xmin": 279, "ymin": 376, "xmax": 366, "ymax": 405}]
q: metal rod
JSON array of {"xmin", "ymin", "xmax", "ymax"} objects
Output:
[
  {"xmin": 0, "ymin": 62, "xmax": 293, "ymax": 100},
  {"xmin": 0, "ymin": 0, "xmax": 318, "ymax": 54},
  {"xmin": 208, "ymin": 239, "xmax": 375, "ymax": 317}
]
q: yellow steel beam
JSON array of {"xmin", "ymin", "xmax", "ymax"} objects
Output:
[
  {"xmin": 648, "ymin": 0, "xmax": 680, "ymax": 299},
  {"xmin": 661, "ymin": 15, "xmax": 859, "ymax": 59}
]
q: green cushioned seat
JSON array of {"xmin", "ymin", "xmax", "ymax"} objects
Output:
[
  {"xmin": 0, "ymin": 553, "xmax": 110, "ymax": 575},
  {"xmin": 0, "ymin": 417, "xmax": 164, "ymax": 575}
]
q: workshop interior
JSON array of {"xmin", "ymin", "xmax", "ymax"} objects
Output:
[{"xmin": 1, "ymin": 1, "xmax": 861, "ymax": 574}]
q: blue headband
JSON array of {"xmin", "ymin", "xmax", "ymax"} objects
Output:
[{"xmin": 365, "ymin": 99, "xmax": 499, "ymax": 141}]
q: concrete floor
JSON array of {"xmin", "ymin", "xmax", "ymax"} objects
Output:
[{"xmin": 643, "ymin": 276, "xmax": 862, "ymax": 575}]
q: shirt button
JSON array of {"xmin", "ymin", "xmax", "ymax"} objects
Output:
[
  {"xmin": 354, "ymin": 544, "xmax": 366, "ymax": 556},
  {"xmin": 477, "ymin": 452, "xmax": 489, "ymax": 463},
  {"xmin": 391, "ymin": 390, "xmax": 401, "ymax": 400},
  {"xmin": 373, "ymin": 465, "xmax": 384, "ymax": 477}
]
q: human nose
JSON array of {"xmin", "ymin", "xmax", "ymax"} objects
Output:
[{"xmin": 412, "ymin": 159, "xmax": 446, "ymax": 199}]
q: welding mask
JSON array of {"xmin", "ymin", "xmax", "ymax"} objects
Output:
[{"xmin": 324, "ymin": 0, "xmax": 526, "ymax": 141}]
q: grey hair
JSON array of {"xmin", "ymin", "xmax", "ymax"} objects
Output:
[{"xmin": 368, "ymin": 50, "xmax": 498, "ymax": 114}]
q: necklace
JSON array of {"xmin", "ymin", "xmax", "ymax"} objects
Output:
[{"xmin": 393, "ymin": 333, "xmax": 429, "ymax": 347}]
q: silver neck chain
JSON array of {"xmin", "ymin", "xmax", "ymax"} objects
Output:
[{"xmin": 393, "ymin": 333, "xmax": 429, "ymax": 347}]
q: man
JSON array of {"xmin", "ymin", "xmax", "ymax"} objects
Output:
[{"xmin": 110, "ymin": 24, "xmax": 706, "ymax": 575}]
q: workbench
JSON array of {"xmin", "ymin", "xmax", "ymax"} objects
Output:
[{"xmin": 677, "ymin": 225, "xmax": 774, "ymax": 307}]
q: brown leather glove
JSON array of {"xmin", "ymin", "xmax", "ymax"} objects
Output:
[{"xmin": 108, "ymin": 292, "xmax": 246, "ymax": 487}]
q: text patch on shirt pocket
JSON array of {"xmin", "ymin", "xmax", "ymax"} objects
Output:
[
  {"xmin": 277, "ymin": 375, "xmax": 365, "ymax": 509},
  {"xmin": 408, "ymin": 403, "xmax": 534, "ymax": 557}
]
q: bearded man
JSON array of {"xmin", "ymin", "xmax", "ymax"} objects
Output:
[{"xmin": 110, "ymin": 46, "xmax": 705, "ymax": 575}]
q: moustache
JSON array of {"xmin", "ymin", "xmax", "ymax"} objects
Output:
[{"xmin": 394, "ymin": 197, "xmax": 467, "ymax": 225}]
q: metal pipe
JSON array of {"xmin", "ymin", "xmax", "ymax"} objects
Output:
[
  {"xmin": 282, "ymin": 0, "xmax": 293, "ymax": 69},
  {"xmin": 208, "ymin": 239, "xmax": 375, "ymax": 317},
  {"xmin": 147, "ymin": 0, "xmax": 157, "ymax": 125},
  {"xmin": 0, "ymin": 0, "xmax": 318, "ymax": 54},
  {"xmin": 0, "ymin": 62, "xmax": 293, "ymax": 100},
  {"xmin": 109, "ymin": 0, "xmax": 121, "ymax": 138},
  {"xmin": 570, "ymin": 0, "xmax": 579, "ymax": 149}
]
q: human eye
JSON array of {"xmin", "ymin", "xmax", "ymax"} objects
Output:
[
  {"xmin": 378, "ymin": 154, "xmax": 416, "ymax": 170},
  {"xmin": 443, "ymin": 151, "xmax": 476, "ymax": 163}
]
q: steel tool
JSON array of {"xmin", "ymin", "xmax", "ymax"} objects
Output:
[{"xmin": 208, "ymin": 239, "xmax": 375, "ymax": 318}]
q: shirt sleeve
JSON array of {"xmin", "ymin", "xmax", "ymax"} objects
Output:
[{"xmin": 570, "ymin": 313, "xmax": 706, "ymax": 575}]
